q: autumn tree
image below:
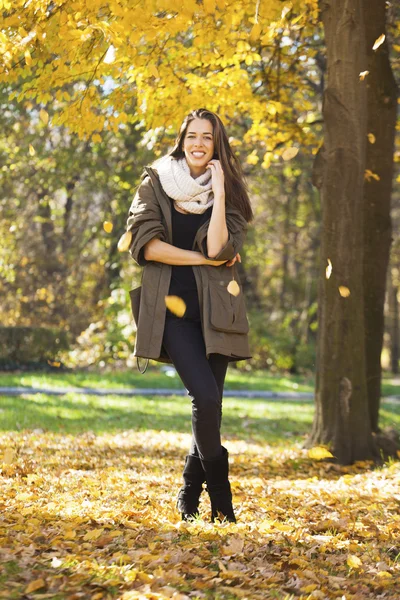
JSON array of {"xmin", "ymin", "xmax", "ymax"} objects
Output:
[{"xmin": 308, "ymin": 0, "xmax": 399, "ymax": 464}]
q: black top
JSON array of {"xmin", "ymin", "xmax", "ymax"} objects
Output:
[{"xmin": 166, "ymin": 199, "xmax": 212, "ymax": 321}]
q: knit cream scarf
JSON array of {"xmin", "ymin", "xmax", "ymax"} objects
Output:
[{"xmin": 156, "ymin": 155, "xmax": 214, "ymax": 214}]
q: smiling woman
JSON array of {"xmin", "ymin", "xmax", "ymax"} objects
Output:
[{"xmin": 125, "ymin": 108, "xmax": 254, "ymax": 525}]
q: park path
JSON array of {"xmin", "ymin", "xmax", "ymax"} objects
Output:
[{"xmin": 0, "ymin": 385, "xmax": 399, "ymax": 402}]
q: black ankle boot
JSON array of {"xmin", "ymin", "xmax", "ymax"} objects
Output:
[
  {"xmin": 176, "ymin": 453, "xmax": 206, "ymax": 521},
  {"xmin": 201, "ymin": 446, "xmax": 236, "ymax": 523}
]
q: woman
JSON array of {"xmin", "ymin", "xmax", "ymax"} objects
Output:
[{"xmin": 126, "ymin": 108, "xmax": 253, "ymax": 523}]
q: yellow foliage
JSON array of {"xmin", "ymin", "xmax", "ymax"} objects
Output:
[
  {"xmin": 0, "ymin": 0, "xmax": 321, "ymax": 154},
  {"xmin": 347, "ymin": 554, "xmax": 362, "ymax": 569}
]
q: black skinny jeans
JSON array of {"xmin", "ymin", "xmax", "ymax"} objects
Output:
[{"xmin": 162, "ymin": 314, "xmax": 229, "ymax": 461}]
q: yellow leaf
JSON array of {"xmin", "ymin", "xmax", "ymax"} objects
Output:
[
  {"xmin": 165, "ymin": 295, "xmax": 186, "ymax": 317},
  {"xmin": 347, "ymin": 554, "xmax": 362, "ymax": 569},
  {"xmin": 301, "ymin": 584, "xmax": 317, "ymax": 593},
  {"xmin": 39, "ymin": 109, "xmax": 49, "ymax": 124},
  {"xmin": 249, "ymin": 23, "xmax": 261, "ymax": 44},
  {"xmin": 64, "ymin": 529, "xmax": 76, "ymax": 539},
  {"xmin": 118, "ymin": 230, "xmax": 133, "ymax": 252},
  {"xmin": 92, "ymin": 133, "xmax": 102, "ymax": 144},
  {"xmin": 282, "ymin": 147, "xmax": 299, "ymax": 161},
  {"xmin": 359, "ymin": 70, "xmax": 369, "ymax": 80},
  {"xmin": 2, "ymin": 448, "xmax": 15, "ymax": 465},
  {"xmin": 29, "ymin": 144, "xmax": 36, "ymax": 156},
  {"xmin": 372, "ymin": 34, "xmax": 385, "ymax": 51},
  {"xmin": 203, "ymin": 0, "xmax": 216, "ymax": 14},
  {"xmin": 103, "ymin": 221, "xmax": 113, "ymax": 233},
  {"xmin": 365, "ymin": 169, "xmax": 380, "ymax": 182},
  {"xmin": 149, "ymin": 64, "xmax": 159, "ymax": 78},
  {"xmin": 25, "ymin": 579, "xmax": 46, "ymax": 593},
  {"xmin": 326, "ymin": 258, "xmax": 332, "ymax": 279},
  {"xmin": 246, "ymin": 152, "xmax": 259, "ymax": 165},
  {"xmin": 273, "ymin": 522, "xmax": 293, "ymax": 532},
  {"xmin": 227, "ymin": 279, "xmax": 240, "ymax": 296},
  {"xmin": 308, "ymin": 446, "xmax": 334, "ymax": 460},
  {"xmin": 24, "ymin": 49, "xmax": 32, "ymax": 65},
  {"xmin": 222, "ymin": 537, "xmax": 244, "ymax": 555},
  {"xmin": 338, "ymin": 286, "xmax": 350, "ymax": 298},
  {"xmin": 83, "ymin": 528, "xmax": 104, "ymax": 541},
  {"xmin": 367, "ymin": 133, "xmax": 376, "ymax": 144}
]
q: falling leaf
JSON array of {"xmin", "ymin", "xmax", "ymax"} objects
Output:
[
  {"xmin": 326, "ymin": 258, "xmax": 332, "ymax": 280},
  {"xmin": 282, "ymin": 147, "xmax": 299, "ymax": 161},
  {"xmin": 28, "ymin": 144, "xmax": 36, "ymax": 156},
  {"xmin": 367, "ymin": 133, "xmax": 376, "ymax": 144},
  {"xmin": 372, "ymin": 34, "xmax": 385, "ymax": 51},
  {"xmin": 227, "ymin": 279, "xmax": 240, "ymax": 296},
  {"xmin": 47, "ymin": 359, "xmax": 61, "ymax": 367},
  {"xmin": 308, "ymin": 446, "xmax": 334, "ymax": 460},
  {"xmin": 39, "ymin": 109, "xmax": 49, "ymax": 124},
  {"xmin": 103, "ymin": 221, "xmax": 113, "ymax": 233},
  {"xmin": 365, "ymin": 169, "xmax": 380, "ymax": 182},
  {"xmin": 339, "ymin": 286, "xmax": 350, "ymax": 298},
  {"xmin": 165, "ymin": 295, "xmax": 186, "ymax": 317},
  {"xmin": 25, "ymin": 579, "xmax": 46, "ymax": 593},
  {"xmin": 359, "ymin": 70, "xmax": 369, "ymax": 80},
  {"xmin": 118, "ymin": 230, "xmax": 132, "ymax": 252},
  {"xmin": 347, "ymin": 554, "xmax": 362, "ymax": 569}
]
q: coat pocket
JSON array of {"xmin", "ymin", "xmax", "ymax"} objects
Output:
[
  {"xmin": 129, "ymin": 285, "xmax": 142, "ymax": 328},
  {"xmin": 208, "ymin": 281, "xmax": 249, "ymax": 334}
]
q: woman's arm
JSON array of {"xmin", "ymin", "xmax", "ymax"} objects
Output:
[{"xmin": 144, "ymin": 238, "xmax": 227, "ymax": 266}]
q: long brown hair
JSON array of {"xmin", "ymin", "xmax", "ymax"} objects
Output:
[{"xmin": 166, "ymin": 108, "xmax": 254, "ymax": 223}]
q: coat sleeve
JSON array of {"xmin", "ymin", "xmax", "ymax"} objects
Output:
[
  {"xmin": 126, "ymin": 175, "xmax": 167, "ymax": 267},
  {"xmin": 195, "ymin": 205, "xmax": 248, "ymax": 261}
]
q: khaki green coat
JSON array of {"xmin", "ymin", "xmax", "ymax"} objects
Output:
[{"xmin": 126, "ymin": 166, "xmax": 252, "ymax": 366}]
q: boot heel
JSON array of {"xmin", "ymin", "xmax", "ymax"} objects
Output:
[
  {"xmin": 201, "ymin": 446, "xmax": 236, "ymax": 523},
  {"xmin": 177, "ymin": 454, "xmax": 206, "ymax": 520}
]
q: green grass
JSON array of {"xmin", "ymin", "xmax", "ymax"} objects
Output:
[
  {"xmin": 0, "ymin": 367, "xmax": 315, "ymax": 392},
  {"xmin": 1, "ymin": 368, "xmax": 400, "ymax": 396},
  {"xmin": 0, "ymin": 389, "xmax": 399, "ymax": 446}
]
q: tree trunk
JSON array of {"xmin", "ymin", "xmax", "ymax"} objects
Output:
[
  {"xmin": 308, "ymin": 0, "xmax": 378, "ymax": 464},
  {"xmin": 388, "ymin": 275, "xmax": 399, "ymax": 375},
  {"xmin": 363, "ymin": 0, "xmax": 398, "ymax": 433}
]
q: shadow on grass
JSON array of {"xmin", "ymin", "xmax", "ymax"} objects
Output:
[{"xmin": 0, "ymin": 393, "xmax": 312, "ymax": 444}]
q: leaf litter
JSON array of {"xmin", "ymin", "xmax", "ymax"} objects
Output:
[{"xmin": 0, "ymin": 428, "xmax": 399, "ymax": 599}]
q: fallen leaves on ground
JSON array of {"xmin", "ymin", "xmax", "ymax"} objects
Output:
[{"xmin": 0, "ymin": 429, "xmax": 399, "ymax": 599}]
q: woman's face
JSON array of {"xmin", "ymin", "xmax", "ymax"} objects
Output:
[{"xmin": 182, "ymin": 118, "xmax": 215, "ymax": 178}]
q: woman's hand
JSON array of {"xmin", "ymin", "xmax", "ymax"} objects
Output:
[
  {"xmin": 201, "ymin": 252, "xmax": 241, "ymax": 267},
  {"xmin": 206, "ymin": 159, "xmax": 225, "ymax": 199},
  {"xmin": 225, "ymin": 253, "xmax": 241, "ymax": 267}
]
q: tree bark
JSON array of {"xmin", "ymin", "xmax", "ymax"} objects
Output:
[
  {"xmin": 308, "ymin": 0, "xmax": 378, "ymax": 464},
  {"xmin": 363, "ymin": 0, "xmax": 398, "ymax": 433},
  {"xmin": 388, "ymin": 274, "xmax": 399, "ymax": 375}
]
